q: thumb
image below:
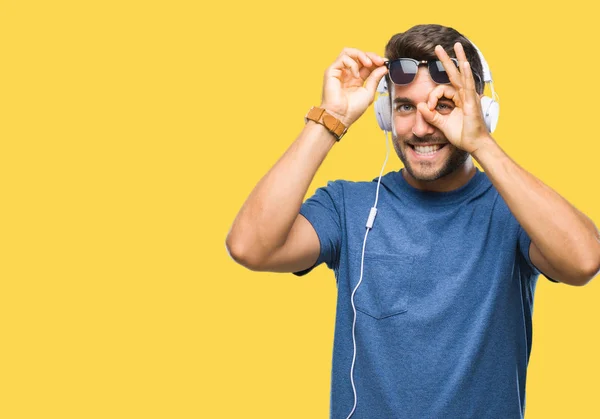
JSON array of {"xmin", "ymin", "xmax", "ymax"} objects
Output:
[
  {"xmin": 417, "ymin": 102, "xmax": 444, "ymax": 128},
  {"xmin": 364, "ymin": 66, "xmax": 388, "ymax": 98}
]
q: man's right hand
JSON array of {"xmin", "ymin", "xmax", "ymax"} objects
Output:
[{"xmin": 320, "ymin": 48, "xmax": 388, "ymax": 128}]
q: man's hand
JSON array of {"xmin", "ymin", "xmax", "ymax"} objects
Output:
[
  {"xmin": 416, "ymin": 42, "xmax": 493, "ymax": 154},
  {"xmin": 320, "ymin": 48, "xmax": 388, "ymax": 128}
]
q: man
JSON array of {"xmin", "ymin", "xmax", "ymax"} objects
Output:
[{"xmin": 225, "ymin": 24, "xmax": 600, "ymax": 418}]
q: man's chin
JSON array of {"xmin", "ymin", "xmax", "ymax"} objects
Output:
[{"xmin": 404, "ymin": 165, "xmax": 446, "ymax": 182}]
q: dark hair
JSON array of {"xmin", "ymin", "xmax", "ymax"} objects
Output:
[{"xmin": 384, "ymin": 24, "xmax": 485, "ymax": 94}]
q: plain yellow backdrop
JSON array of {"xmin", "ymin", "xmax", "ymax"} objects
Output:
[{"xmin": 1, "ymin": 0, "xmax": 598, "ymax": 418}]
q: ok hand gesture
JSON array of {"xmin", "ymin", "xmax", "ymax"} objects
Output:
[{"xmin": 416, "ymin": 42, "xmax": 493, "ymax": 154}]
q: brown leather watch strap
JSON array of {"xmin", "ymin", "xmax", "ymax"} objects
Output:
[{"xmin": 304, "ymin": 106, "xmax": 347, "ymax": 141}]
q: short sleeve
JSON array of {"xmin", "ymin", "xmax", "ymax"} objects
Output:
[
  {"xmin": 517, "ymin": 224, "xmax": 560, "ymax": 283},
  {"xmin": 292, "ymin": 181, "xmax": 343, "ymax": 276}
]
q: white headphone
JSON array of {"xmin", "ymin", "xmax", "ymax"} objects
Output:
[{"xmin": 374, "ymin": 40, "xmax": 500, "ymax": 134}]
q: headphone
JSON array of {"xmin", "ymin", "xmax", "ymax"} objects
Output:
[{"xmin": 374, "ymin": 40, "xmax": 500, "ymax": 134}]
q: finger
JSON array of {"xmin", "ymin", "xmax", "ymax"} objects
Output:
[
  {"xmin": 337, "ymin": 47, "xmax": 371, "ymax": 69},
  {"xmin": 462, "ymin": 61, "xmax": 480, "ymax": 104},
  {"xmin": 453, "ymin": 42, "xmax": 470, "ymax": 91},
  {"xmin": 427, "ymin": 84, "xmax": 461, "ymax": 110},
  {"xmin": 434, "ymin": 45, "xmax": 462, "ymax": 88},
  {"xmin": 416, "ymin": 102, "xmax": 444, "ymax": 129},
  {"xmin": 324, "ymin": 66, "xmax": 342, "ymax": 81},
  {"xmin": 364, "ymin": 51, "xmax": 386, "ymax": 67},
  {"xmin": 359, "ymin": 64, "xmax": 375, "ymax": 81},
  {"xmin": 359, "ymin": 65, "xmax": 372, "ymax": 80},
  {"xmin": 337, "ymin": 47, "xmax": 366, "ymax": 58},
  {"xmin": 364, "ymin": 65, "xmax": 388, "ymax": 97},
  {"xmin": 326, "ymin": 50, "xmax": 360, "ymax": 80},
  {"xmin": 358, "ymin": 52, "xmax": 385, "ymax": 81},
  {"xmin": 454, "ymin": 42, "xmax": 468, "ymax": 65},
  {"xmin": 339, "ymin": 54, "xmax": 361, "ymax": 79},
  {"xmin": 453, "ymin": 43, "xmax": 480, "ymax": 107},
  {"xmin": 357, "ymin": 52, "xmax": 372, "ymax": 68},
  {"xmin": 453, "ymin": 43, "xmax": 481, "ymax": 107}
]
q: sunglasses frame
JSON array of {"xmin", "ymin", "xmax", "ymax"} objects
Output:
[{"xmin": 384, "ymin": 58, "xmax": 459, "ymax": 86}]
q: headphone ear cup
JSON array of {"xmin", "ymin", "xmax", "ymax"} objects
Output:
[
  {"xmin": 480, "ymin": 95, "xmax": 500, "ymax": 133},
  {"xmin": 374, "ymin": 78, "xmax": 393, "ymax": 132},
  {"xmin": 375, "ymin": 96, "xmax": 392, "ymax": 132}
]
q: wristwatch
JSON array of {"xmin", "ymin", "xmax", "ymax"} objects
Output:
[{"xmin": 304, "ymin": 107, "xmax": 347, "ymax": 141}]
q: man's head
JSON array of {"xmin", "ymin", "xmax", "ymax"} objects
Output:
[{"xmin": 384, "ymin": 24, "xmax": 484, "ymax": 182}]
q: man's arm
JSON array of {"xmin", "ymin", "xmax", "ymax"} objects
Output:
[
  {"xmin": 418, "ymin": 43, "xmax": 600, "ymax": 287},
  {"xmin": 225, "ymin": 122, "xmax": 335, "ymax": 271},
  {"xmin": 472, "ymin": 138, "xmax": 600, "ymax": 286},
  {"xmin": 225, "ymin": 49, "xmax": 388, "ymax": 272}
]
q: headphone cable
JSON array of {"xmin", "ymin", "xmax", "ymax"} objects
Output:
[{"xmin": 345, "ymin": 127, "xmax": 391, "ymax": 418}]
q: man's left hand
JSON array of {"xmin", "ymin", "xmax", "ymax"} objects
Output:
[{"xmin": 416, "ymin": 42, "xmax": 493, "ymax": 155}]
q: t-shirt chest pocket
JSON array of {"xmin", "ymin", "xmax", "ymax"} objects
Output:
[{"xmin": 354, "ymin": 252, "xmax": 416, "ymax": 320}]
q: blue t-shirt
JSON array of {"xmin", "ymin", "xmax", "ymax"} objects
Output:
[{"xmin": 293, "ymin": 167, "xmax": 558, "ymax": 419}]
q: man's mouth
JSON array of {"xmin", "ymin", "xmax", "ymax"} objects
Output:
[{"xmin": 408, "ymin": 143, "xmax": 448, "ymax": 156}]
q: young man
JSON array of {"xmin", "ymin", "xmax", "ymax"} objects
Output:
[{"xmin": 226, "ymin": 24, "xmax": 600, "ymax": 418}]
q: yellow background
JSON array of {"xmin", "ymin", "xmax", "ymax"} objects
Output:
[{"xmin": 1, "ymin": 0, "xmax": 598, "ymax": 418}]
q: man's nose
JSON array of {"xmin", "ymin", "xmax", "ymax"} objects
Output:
[{"xmin": 412, "ymin": 106, "xmax": 436, "ymax": 138}]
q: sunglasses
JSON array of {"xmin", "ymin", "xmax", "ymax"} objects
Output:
[{"xmin": 384, "ymin": 58, "xmax": 459, "ymax": 85}]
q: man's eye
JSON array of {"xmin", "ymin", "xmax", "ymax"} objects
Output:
[
  {"xmin": 436, "ymin": 102, "xmax": 454, "ymax": 111},
  {"xmin": 396, "ymin": 104, "xmax": 414, "ymax": 112}
]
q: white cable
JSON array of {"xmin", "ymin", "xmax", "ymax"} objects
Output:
[
  {"xmin": 345, "ymin": 127, "xmax": 391, "ymax": 419},
  {"xmin": 345, "ymin": 225, "xmax": 371, "ymax": 419}
]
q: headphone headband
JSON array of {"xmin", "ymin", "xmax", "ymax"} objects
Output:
[{"xmin": 468, "ymin": 41, "xmax": 492, "ymax": 83}]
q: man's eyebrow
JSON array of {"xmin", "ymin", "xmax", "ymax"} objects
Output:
[
  {"xmin": 393, "ymin": 96, "xmax": 454, "ymax": 105},
  {"xmin": 393, "ymin": 97, "xmax": 414, "ymax": 105}
]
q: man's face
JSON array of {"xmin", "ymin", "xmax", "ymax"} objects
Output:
[{"xmin": 391, "ymin": 66, "xmax": 469, "ymax": 182}]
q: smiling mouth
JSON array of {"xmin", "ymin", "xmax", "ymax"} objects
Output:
[{"xmin": 409, "ymin": 143, "xmax": 448, "ymax": 156}]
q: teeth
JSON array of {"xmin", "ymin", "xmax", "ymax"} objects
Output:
[{"xmin": 414, "ymin": 144, "xmax": 442, "ymax": 155}]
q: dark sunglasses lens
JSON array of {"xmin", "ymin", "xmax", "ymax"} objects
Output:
[
  {"xmin": 429, "ymin": 60, "xmax": 451, "ymax": 83},
  {"xmin": 428, "ymin": 60, "xmax": 457, "ymax": 84},
  {"xmin": 389, "ymin": 60, "xmax": 417, "ymax": 85}
]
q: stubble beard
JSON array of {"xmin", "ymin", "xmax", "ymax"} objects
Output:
[{"xmin": 392, "ymin": 133, "xmax": 470, "ymax": 182}]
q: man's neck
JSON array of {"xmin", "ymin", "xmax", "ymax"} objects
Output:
[{"xmin": 402, "ymin": 159, "xmax": 477, "ymax": 192}]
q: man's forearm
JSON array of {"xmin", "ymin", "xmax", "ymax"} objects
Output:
[
  {"xmin": 472, "ymin": 136, "xmax": 600, "ymax": 280},
  {"xmin": 225, "ymin": 121, "xmax": 337, "ymax": 265}
]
